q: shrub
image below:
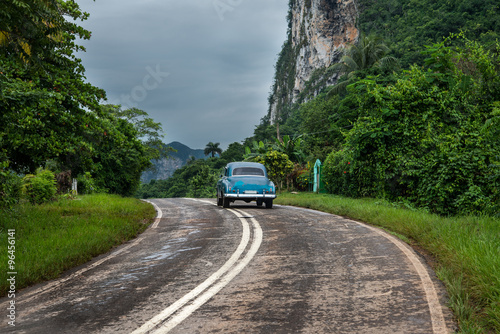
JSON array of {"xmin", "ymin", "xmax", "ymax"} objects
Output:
[
  {"xmin": 255, "ymin": 150, "xmax": 294, "ymax": 191},
  {"xmin": 0, "ymin": 166, "xmax": 22, "ymax": 209},
  {"xmin": 76, "ymin": 172, "xmax": 98, "ymax": 195},
  {"xmin": 22, "ymin": 168, "xmax": 57, "ymax": 205},
  {"xmin": 323, "ymin": 38, "xmax": 500, "ymax": 215}
]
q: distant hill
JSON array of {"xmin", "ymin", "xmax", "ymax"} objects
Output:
[
  {"xmin": 141, "ymin": 141, "xmax": 207, "ymax": 183},
  {"xmin": 168, "ymin": 141, "xmax": 206, "ymax": 161}
]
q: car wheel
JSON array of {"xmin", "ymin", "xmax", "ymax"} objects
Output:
[
  {"xmin": 256, "ymin": 199, "xmax": 263, "ymax": 207},
  {"xmin": 223, "ymin": 196, "xmax": 230, "ymax": 208},
  {"xmin": 217, "ymin": 192, "xmax": 223, "ymax": 206},
  {"xmin": 265, "ymin": 199, "xmax": 273, "ymax": 209}
]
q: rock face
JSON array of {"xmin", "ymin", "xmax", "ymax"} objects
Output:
[
  {"xmin": 269, "ymin": 0, "xmax": 359, "ymax": 123},
  {"xmin": 291, "ymin": 0, "xmax": 359, "ymax": 95}
]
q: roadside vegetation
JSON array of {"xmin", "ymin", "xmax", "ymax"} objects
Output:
[
  {"xmin": 276, "ymin": 192, "xmax": 500, "ymax": 332},
  {"xmin": 1, "ymin": 1, "xmax": 172, "ymax": 210},
  {"xmin": 0, "ymin": 2, "xmax": 164, "ymax": 297},
  {"xmin": 0, "ymin": 194, "xmax": 155, "ymax": 296}
]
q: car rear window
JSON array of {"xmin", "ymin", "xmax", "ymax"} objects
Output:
[{"xmin": 232, "ymin": 167, "xmax": 265, "ymax": 176}]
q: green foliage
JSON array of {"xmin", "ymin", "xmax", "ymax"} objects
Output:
[
  {"xmin": 0, "ymin": 3, "xmax": 164, "ymax": 197},
  {"xmin": 92, "ymin": 117, "xmax": 151, "ymax": 197},
  {"xmin": 22, "ymin": 168, "xmax": 57, "ymax": 205},
  {"xmin": 0, "ymin": 1, "xmax": 105, "ymax": 174},
  {"xmin": 327, "ymin": 32, "xmax": 399, "ymax": 96},
  {"xmin": 0, "ymin": 194, "xmax": 155, "ymax": 295},
  {"xmin": 274, "ymin": 135, "xmax": 305, "ymax": 163},
  {"xmin": 204, "ymin": 142, "xmax": 222, "ymax": 158},
  {"xmin": 358, "ymin": 0, "xmax": 500, "ymax": 67},
  {"xmin": 295, "ymin": 167, "xmax": 310, "ymax": 191},
  {"xmin": 323, "ymin": 37, "xmax": 500, "ymax": 215},
  {"xmin": 255, "ymin": 150, "xmax": 294, "ymax": 191},
  {"xmin": 220, "ymin": 142, "xmax": 245, "ymax": 162},
  {"xmin": 101, "ymin": 105, "xmax": 169, "ymax": 163},
  {"xmin": 244, "ymin": 140, "xmax": 270, "ymax": 162},
  {"xmin": 76, "ymin": 172, "xmax": 98, "ymax": 195},
  {"xmin": 187, "ymin": 164, "xmax": 217, "ymax": 198},
  {"xmin": 137, "ymin": 157, "xmax": 224, "ymax": 199},
  {"xmin": 0, "ymin": 158, "xmax": 22, "ymax": 209}
]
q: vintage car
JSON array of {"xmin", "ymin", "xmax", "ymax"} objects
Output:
[{"xmin": 216, "ymin": 162, "xmax": 276, "ymax": 208}]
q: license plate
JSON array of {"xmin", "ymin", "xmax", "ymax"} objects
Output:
[{"xmin": 244, "ymin": 190, "xmax": 258, "ymax": 194}]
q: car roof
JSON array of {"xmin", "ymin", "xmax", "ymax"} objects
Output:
[
  {"xmin": 226, "ymin": 162, "xmax": 266, "ymax": 170},
  {"xmin": 226, "ymin": 162, "xmax": 267, "ymax": 175}
]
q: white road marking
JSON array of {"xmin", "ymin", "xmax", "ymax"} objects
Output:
[
  {"xmin": 143, "ymin": 200, "xmax": 163, "ymax": 229},
  {"xmin": 132, "ymin": 206, "xmax": 263, "ymax": 334},
  {"xmin": 281, "ymin": 204, "xmax": 448, "ymax": 334},
  {"xmin": 360, "ymin": 222, "xmax": 448, "ymax": 334}
]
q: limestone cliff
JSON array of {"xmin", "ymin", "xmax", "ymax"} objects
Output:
[{"xmin": 269, "ymin": 0, "xmax": 359, "ymax": 123}]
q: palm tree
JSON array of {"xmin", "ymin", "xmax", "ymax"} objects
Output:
[
  {"xmin": 327, "ymin": 32, "xmax": 399, "ymax": 96},
  {"xmin": 204, "ymin": 142, "xmax": 222, "ymax": 158}
]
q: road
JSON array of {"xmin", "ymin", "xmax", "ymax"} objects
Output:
[{"xmin": 0, "ymin": 198, "xmax": 455, "ymax": 333}]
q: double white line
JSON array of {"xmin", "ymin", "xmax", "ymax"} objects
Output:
[{"xmin": 132, "ymin": 207, "xmax": 263, "ymax": 334}]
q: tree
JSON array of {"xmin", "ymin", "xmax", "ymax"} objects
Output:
[
  {"xmin": 90, "ymin": 114, "xmax": 152, "ymax": 196},
  {"xmin": 323, "ymin": 37, "xmax": 500, "ymax": 215},
  {"xmin": 327, "ymin": 32, "xmax": 399, "ymax": 96},
  {"xmin": 204, "ymin": 142, "xmax": 222, "ymax": 158},
  {"xmin": 0, "ymin": 0, "xmax": 65, "ymax": 63},
  {"xmin": 274, "ymin": 135, "xmax": 305, "ymax": 163},
  {"xmin": 188, "ymin": 164, "xmax": 217, "ymax": 198},
  {"xmin": 255, "ymin": 150, "xmax": 294, "ymax": 191},
  {"xmin": 100, "ymin": 105, "xmax": 173, "ymax": 163},
  {"xmin": 220, "ymin": 142, "xmax": 245, "ymax": 162},
  {"xmin": 0, "ymin": 0, "xmax": 105, "ymax": 173},
  {"xmin": 244, "ymin": 140, "xmax": 269, "ymax": 162}
]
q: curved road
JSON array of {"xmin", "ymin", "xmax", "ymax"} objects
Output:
[{"xmin": 0, "ymin": 198, "xmax": 454, "ymax": 333}]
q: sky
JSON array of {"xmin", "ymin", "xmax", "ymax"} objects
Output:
[{"xmin": 76, "ymin": 0, "xmax": 289, "ymax": 150}]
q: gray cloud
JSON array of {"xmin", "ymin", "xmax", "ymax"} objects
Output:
[{"xmin": 77, "ymin": 0, "xmax": 288, "ymax": 150}]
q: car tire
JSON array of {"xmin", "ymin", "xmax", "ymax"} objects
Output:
[
  {"xmin": 265, "ymin": 199, "xmax": 273, "ymax": 209},
  {"xmin": 217, "ymin": 192, "xmax": 223, "ymax": 206},
  {"xmin": 256, "ymin": 199, "xmax": 263, "ymax": 207},
  {"xmin": 223, "ymin": 196, "xmax": 230, "ymax": 208}
]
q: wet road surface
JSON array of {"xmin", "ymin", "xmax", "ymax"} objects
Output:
[{"xmin": 0, "ymin": 198, "xmax": 455, "ymax": 333}]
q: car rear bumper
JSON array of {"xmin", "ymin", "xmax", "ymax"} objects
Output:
[{"xmin": 224, "ymin": 193, "xmax": 276, "ymax": 199}]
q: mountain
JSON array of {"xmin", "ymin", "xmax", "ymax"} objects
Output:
[
  {"xmin": 268, "ymin": 0, "xmax": 359, "ymax": 124},
  {"xmin": 267, "ymin": 0, "xmax": 499, "ymax": 125},
  {"xmin": 141, "ymin": 141, "xmax": 207, "ymax": 183},
  {"xmin": 167, "ymin": 141, "xmax": 206, "ymax": 162}
]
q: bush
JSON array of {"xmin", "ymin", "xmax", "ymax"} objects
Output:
[
  {"xmin": 255, "ymin": 150, "xmax": 294, "ymax": 191},
  {"xmin": 22, "ymin": 168, "xmax": 57, "ymax": 205},
  {"xmin": 76, "ymin": 172, "xmax": 99, "ymax": 195},
  {"xmin": 0, "ymin": 166, "xmax": 22, "ymax": 209},
  {"xmin": 323, "ymin": 38, "xmax": 500, "ymax": 215}
]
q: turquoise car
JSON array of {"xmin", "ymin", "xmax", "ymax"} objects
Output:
[{"xmin": 217, "ymin": 162, "xmax": 276, "ymax": 209}]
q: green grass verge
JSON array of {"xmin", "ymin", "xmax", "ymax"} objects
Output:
[
  {"xmin": 0, "ymin": 194, "xmax": 156, "ymax": 296},
  {"xmin": 275, "ymin": 192, "xmax": 500, "ymax": 333}
]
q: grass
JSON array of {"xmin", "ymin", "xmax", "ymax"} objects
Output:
[
  {"xmin": 276, "ymin": 192, "xmax": 500, "ymax": 333},
  {"xmin": 0, "ymin": 194, "xmax": 156, "ymax": 296}
]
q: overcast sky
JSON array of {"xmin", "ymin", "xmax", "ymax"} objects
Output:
[{"xmin": 76, "ymin": 0, "xmax": 289, "ymax": 150}]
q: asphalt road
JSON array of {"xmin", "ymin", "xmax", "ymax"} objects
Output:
[{"xmin": 0, "ymin": 198, "xmax": 455, "ymax": 333}]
